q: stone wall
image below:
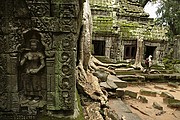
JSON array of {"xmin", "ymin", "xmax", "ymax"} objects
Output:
[
  {"xmin": 0, "ymin": 0, "xmax": 84, "ymax": 119},
  {"xmin": 90, "ymin": 0, "xmax": 168, "ymax": 62}
]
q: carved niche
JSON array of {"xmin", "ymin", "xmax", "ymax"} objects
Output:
[{"xmin": 18, "ymin": 29, "xmax": 47, "ymax": 104}]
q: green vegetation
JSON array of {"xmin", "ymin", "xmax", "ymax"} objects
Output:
[{"xmin": 156, "ymin": 0, "xmax": 180, "ymax": 38}]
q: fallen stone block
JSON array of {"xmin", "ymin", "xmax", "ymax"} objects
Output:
[
  {"xmin": 93, "ymin": 70, "xmax": 108, "ymax": 82},
  {"xmin": 125, "ymin": 90, "xmax": 137, "ymax": 98},
  {"xmin": 122, "ymin": 77, "xmax": 139, "ymax": 81},
  {"xmin": 113, "ymin": 80, "xmax": 127, "ymax": 88},
  {"xmin": 115, "ymin": 68, "xmax": 134, "ymax": 72},
  {"xmin": 108, "ymin": 92, "xmax": 117, "ymax": 98},
  {"xmin": 115, "ymin": 68, "xmax": 135, "ymax": 75},
  {"xmin": 107, "ymin": 74, "xmax": 121, "ymax": 81},
  {"xmin": 168, "ymin": 82, "xmax": 179, "ymax": 88},
  {"xmin": 106, "ymin": 79, "xmax": 118, "ymax": 89},
  {"xmin": 138, "ymin": 96, "xmax": 148, "ymax": 103},
  {"xmin": 160, "ymin": 92, "xmax": 174, "ymax": 99},
  {"xmin": 117, "ymin": 75, "xmax": 145, "ymax": 82},
  {"xmin": 100, "ymin": 82, "xmax": 111, "ymax": 89},
  {"xmin": 169, "ymin": 89, "xmax": 176, "ymax": 92},
  {"xmin": 144, "ymin": 74, "xmax": 164, "ymax": 80},
  {"xmin": 163, "ymin": 98, "xmax": 180, "ymax": 104},
  {"xmin": 127, "ymin": 82, "xmax": 145, "ymax": 86},
  {"xmin": 116, "ymin": 88, "xmax": 125, "ymax": 98},
  {"xmin": 153, "ymin": 102, "xmax": 163, "ymax": 110},
  {"xmin": 167, "ymin": 103, "xmax": 180, "ymax": 108},
  {"xmin": 140, "ymin": 89, "xmax": 157, "ymax": 97},
  {"xmin": 154, "ymin": 85, "xmax": 167, "ymax": 90}
]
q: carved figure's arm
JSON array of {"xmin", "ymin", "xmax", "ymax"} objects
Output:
[
  {"xmin": 37, "ymin": 58, "xmax": 45, "ymax": 72},
  {"xmin": 20, "ymin": 56, "xmax": 26, "ymax": 66}
]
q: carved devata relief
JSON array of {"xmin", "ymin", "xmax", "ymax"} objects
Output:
[{"xmin": 18, "ymin": 29, "xmax": 47, "ymax": 108}]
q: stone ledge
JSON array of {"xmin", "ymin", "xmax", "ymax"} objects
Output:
[
  {"xmin": 139, "ymin": 89, "xmax": 157, "ymax": 97},
  {"xmin": 125, "ymin": 90, "xmax": 137, "ymax": 98}
]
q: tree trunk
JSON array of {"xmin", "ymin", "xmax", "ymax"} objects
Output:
[
  {"xmin": 77, "ymin": 0, "xmax": 107, "ymax": 104},
  {"xmin": 132, "ymin": 37, "xmax": 144, "ymax": 70},
  {"xmin": 80, "ymin": 0, "xmax": 92, "ymax": 71},
  {"xmin": 77, "ymin": 1, "xmax": 121, "ymax": 119}
]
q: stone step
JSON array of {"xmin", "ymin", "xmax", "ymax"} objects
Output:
[
  {"xmin": 152, "ymin": 102, "xmax": 163, "ymax": 110},
  {"xmin": 151, "ymin": 69, "xmax": 173, "ymax": 74},
  {"xmin": 115, "ymin": 68, "xmax": 134, "ymax": 72},
  {"xmin": 115, "ymin": 68, "xmax": 135, "ymax": 75},
  {"xmin": 127, "ymin": 82, "xmax": 145, "ymax": 86},
  {"xmin": 160, "ymin": 91, "xmax": 174, "ymax": 99},
  {"xmin": 163, "ymin": 98, "xmax": 180, "ymax": 108},
  {"xmin": 109, "ymin": 99, "xmax": 142, "ymax": 120},
  {"xmin": 117, "ymin": 75, "xmax": 145, "ymax": 82},
  {"xmin": 116, "ymin": 88, "xmax": 125, "ymax": 98},
  {"xmin": 108, "ymin": 74, "xmax": 127, "ymax": 88},
  {"xmin": 168, "ymin": 82, "xmax": 179, "ymax": 88},
  {"xmin": 125, "ymin": 90, "xmax": 138, "ymax": 98},
  {"xmin": 144, "ymin": 74, "xmax": 180, "ymax": 82},
  {"xmin": 113, "ymin": 80, "xmax": 127, "ymax": 88},
  {"xmin": 163, "ymin": 97, "xmax": 180, "ymax": 104},
  {"xmin": 139, "ymin": 89, "xmax": 157, "ymax": 97},
  {"xmin": 167, "ymin": 103, "xmax": 180, "ymax": 108}
]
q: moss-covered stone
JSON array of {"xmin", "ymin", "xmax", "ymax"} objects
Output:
[
  {"xmin": 93, "ymin": 16, "xmax": 115, "ymax": 34},
  {"xmin": 152, "ymin": 102, "xmax": 163, "ymax": 110},
  {"xmin": 125, "ymin": 90, "xmax": 137, "ymax": 98},
  {"xmin": 38, "ymin": 90, "xmax": 84, "ymax": 120},
  {"xmin": 138, "ymin": 96, "xmax": 148, "ymax": 103},
  {"xmin": 90, "ymin": 0, "xmax": 168, "ymax": 41},
  {"xmin": 168, "ymin": 82, "xmax": 179, "ymax": 88},
  {"xmin": 140, "ymin": 89, "xmax": 157, "ymax": 97},
  {"xmin": 160, "ymin": 92, "xmax": 174, "ymax": 99},
  {"xmin": 163, "ymin": 98, "xmax": 180, "ymax": 105}
]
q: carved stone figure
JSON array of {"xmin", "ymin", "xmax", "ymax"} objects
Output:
[{"xmin": 19, "ymin": 32, "xmax": 45, "ymax": 102}]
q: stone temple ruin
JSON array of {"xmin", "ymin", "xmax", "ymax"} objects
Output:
[
  {"xmin": 90, "ymin": 0, "xmax": 168, "ymax": 63},
  {"xmin": 0, "ymin": 0, "xmax": 180, "ymax": 120}
]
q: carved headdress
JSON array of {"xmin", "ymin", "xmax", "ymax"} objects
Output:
[
  {"xmin": 23, "ymin": 29, "xmax": 43, "ymax": 50},
  {"xmin": 29, "ymin": 35, "xmax": 40, "ymax": 43},
  {"xmin": 23, "ymin": 29, "xmax": 41, "ymax": 42}
]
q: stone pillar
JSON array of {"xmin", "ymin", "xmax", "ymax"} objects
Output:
[
  {"xmin": 0, "ymin": 0, "xmax": 82, "ymax": 118},
  {"xmin": 174, "ymin": 35, "xmax": 180, "ymax": 59}
]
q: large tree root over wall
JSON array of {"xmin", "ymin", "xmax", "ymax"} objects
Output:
[
  {"xmin": 77, "ymin": 57, "xmax": 120, "ymax": 120},
  {"xmin": 76, "ymin": 1, "xmax": 120, "ymax": 119}
]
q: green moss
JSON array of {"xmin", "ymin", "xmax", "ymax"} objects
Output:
[
  {"xmin": 117, "ymin": 20, "xmax": 168, "ymax": 41},
  {"xmin": 93, "ymin": 16, "xmax": 115, "ymax": 34},
  {"xmin": 91, "ymin": 0, "xmax": 168, "ymax": 41},
  {"xmin": 38, "ymin": 90, "xmax": 84, "ymax": 120}
]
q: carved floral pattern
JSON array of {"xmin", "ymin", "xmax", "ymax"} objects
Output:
[
  {"xmin": 28, "ymin": 3, "xmax": 50, "ymax": 17},
  {"xmin": 59, "ymin": 4, "xmax": 77, "ymax": 18}
]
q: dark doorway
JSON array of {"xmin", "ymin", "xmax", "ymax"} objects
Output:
[
  {"xmin": 92, "ymin": 40, "xmax": 105, "ymax": 56},
  {"xmin": 124, "ymin": 45, "xmax": 136, "ymax": 59},
  {"xmin": 145, "ymin": 46, "xmax": 156, "ymax": 59}
]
